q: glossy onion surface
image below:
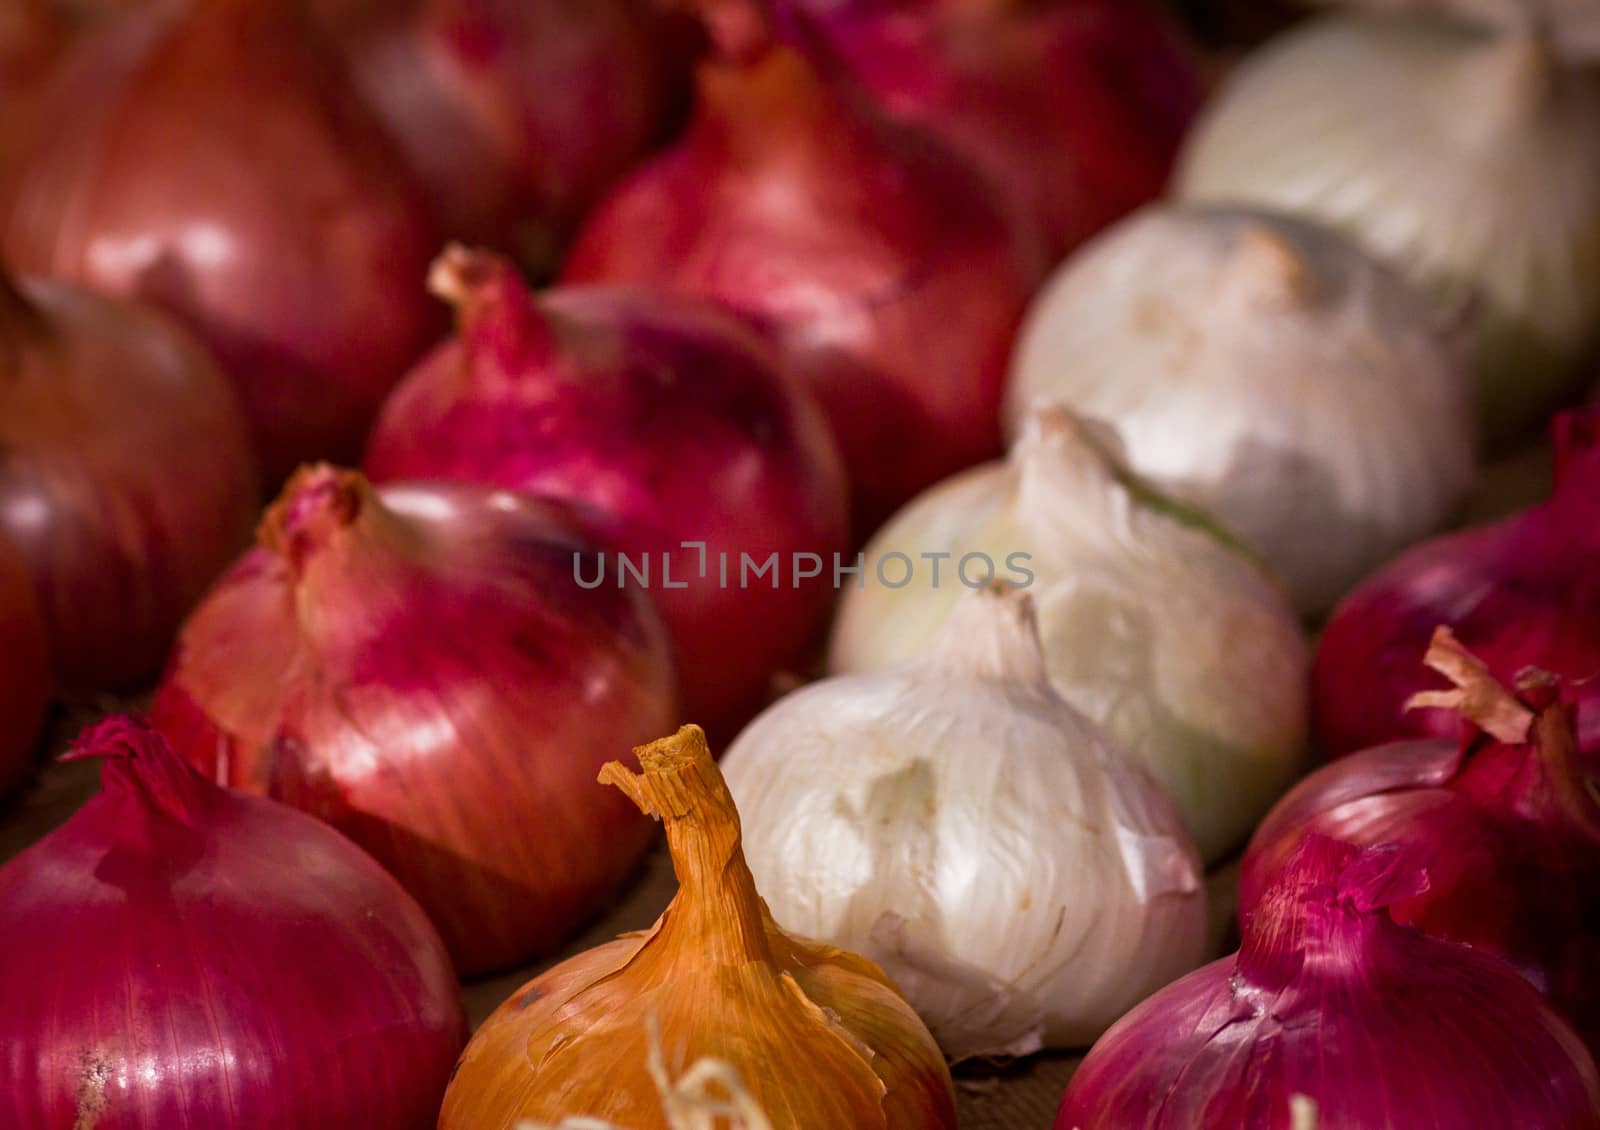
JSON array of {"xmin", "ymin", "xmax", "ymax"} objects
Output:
[{"xmin": 153, "ymin": 467, "xmax": 679, "ymax": 974}]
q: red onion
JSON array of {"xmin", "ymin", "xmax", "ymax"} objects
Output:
[
  {"xmin": 1057, "ymin": 836, "xmax": 1600, "ymax": 1129},
  {"xmin": 0, "ymin": 530, "xmax": 49, "ymax": 799},
  {"xmin": 0, "ymin": 0, "xmax": 443, "ymax": 483},
  {"xmin": 309, "ymin": 0, "xmax": 688, "ymax": 275},
  {"xmin": 0, "ymin": 716, "xmax": 467, "ymax": 1129},
  {"xmin": 769, "ymin": 0, "xmax": 1204, "ymax": 259},
  {"xmin": 1245, "ymin": 628, "xmax": 1600, "ymax": 1052},
  {"xmin": 365, "ymin": 247, "xmax": 849, "ymax": 736},
  {"xmin": 1316, "ymin": 409, "xmax": 1600, "ymax": 758},
  {"xmin": 151, "ymin": 465, "xmax": 679, "ymax": 974},
  {"xmin": 562, "ymin": 5, "xmax": 1045, "ymax": 530},
  {"xmin": 0, "ymin": 268, "xmax": 257, "ymax": 688}
]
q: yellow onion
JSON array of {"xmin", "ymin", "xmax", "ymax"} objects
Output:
[{"xmin": 441, "ymin": 724, "xmax": 958, "ymax": 1130}]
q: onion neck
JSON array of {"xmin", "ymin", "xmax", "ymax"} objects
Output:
[
  {"xmin": 1456, "ymin": 700, "xmax": 1600, "ymax": 837},
  {"xmin": 693, "ymin": 0, "xmax": 777, "ymax": 65},
  {"xmin": 1013, "ymin": 407, "xmax": 1243, "ymax": 555},
  {"xmin": 259, "ymin": 464, "xmax": 422, "ymax": 579},
  {"xmin": 428, "ymin": 245, "xmax": 556, "ymax": 378},
  {"xmin": 1223, "ymin": 224, "xmax": 1323, "ymax": 311},
  {"xmin": 62, "ymin": 716, "xmax": 218, "ymax": 828},
  {"xmin": 1407, "ymin": 628, "xmax": 1600, "ymax": 837},
  {"xmin": 928, "ymin": 584, "xmax": 1051, "ymax": 689},
  {"xmin": 1014, "ymin": 408, "xmax": 1126, "ymax": 531},
  {"xmin": 601, "ymin": 726, "xmax": 774, "ymax": 967},
  {"xmin": 1239, "ymin": 839, "xmax": 1426, "ymax": 992},
  {"xmin": 697, "ymin": 41, "xmax": 839, "ymax": 151}
]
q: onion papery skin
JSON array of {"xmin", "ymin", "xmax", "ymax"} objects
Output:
[
  {"xmin": 1004, "ymin": 204, "xmax": 1476, "ymax": 618},
  {"xmin": 723, "ymin": 585, "xmax": 1208, "ymax": 1059},
  {"xmin": 366, "ymin": 250, "xmax": 848, "ymax": 737},
  {"xmin": 309, "ymin": 0, "xmax": 684, "ymax": 276},
  {"xmin": 829, "ymin": 408, "xmax": 1309, "ymax": 863},
  {"xmin": 1056, "ymin": 838, "xmax": 1600, "ymax": 1129},
  {"xmin": 562, "ymin": 39, "xmax": 1045, "ymax": 532},
  {"xmin": 0, "ymin": 0, "xmax": 444, "ymax": 483},
  {"xmin": 768, "ymin": 0, "xmax": 1204, "ymax": 260},
  {"xmin": 1175, "ymin": 14, "xmax": 1600, "ymax": 446},
  {"xmin": 0, "ymin": 270, "xmax": 257, "ymax": 688},
  {"xmin": 0, "ymin": 716, "xmax": 467, "ymax": 1130},
  {"xmin": 440, "ymin": 724, "xmax": 958, "ymax": 1130},
  {"xmin": 0, "ymin": 531, "xmax": 49, "ymax": 799},
  {"xmin": 150, "ymin": 467, "xmax": 679, "ymax": 975},
  {"xmin": 1316, "ymin": 410, "xmax": 1600, "ymax": 758},
  {"xmin": 1242, "ymin": 681, "xmax": 1600, "ymax": 1051}
]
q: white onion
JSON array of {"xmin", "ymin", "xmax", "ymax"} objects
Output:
[
  {"xmin": 828, "ymin": 408, "xmax": 1309, "ymax": 862},
  {"xmin": 724, "ymin": 584, "xmax": 1207, "ymax": 1060},
  {"xmin": 1004, "ymin": 204, "xmax": 1476, "ymax": 615},
  {"xmin": 1175, "ymin": 14, "xmax": 1600, "ymax": 443}
]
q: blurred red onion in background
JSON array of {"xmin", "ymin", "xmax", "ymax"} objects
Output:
[
  {"xmin": 309, "ymin": 0, "xmax": 695, "ymax": 276},
  {"xmin": 366, "ymin": 247, "xmax": 848, "ymax": 736},
  {"xmin": 768, "ymin": 0, "xmax": 1204, "ymax": 259},
  {"xmin": 563, "ymin": 1, "xmax": 1045, "ymax": 531},
  {"xmin": 0, "ymin": 268, "xmax": 257, "ymax": 689},
  {"xmin": 0, "ymin": 0, "xmax": 443, "ymax": 483}
]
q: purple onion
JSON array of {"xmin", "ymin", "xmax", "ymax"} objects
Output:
[{"xmin": 0, "ymin": 716, "xmax": 467, "ymax": 1129}]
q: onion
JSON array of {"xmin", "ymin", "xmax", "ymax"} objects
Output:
[
  {"xmin": 829, "ymin": 408, "xmax": 1309, "ymax": 863},
  {"xmin": 723, "ymin": 584, "xmax": 1208, "ymax": 1060},
  {"xmin": 767, "ymin": 0, "xmax": 1204, "ymax": 260},
  {"xmin": 1316, "ymin": 409, "xmax": 1600, "ymax": 758},
  {"xmin": 365, "ymin": 247, "xmax": 848, "ymax": 737},
  {"xmin": 1247, "ymin": 628, "xmax": 1600, "ymax": 1052},
  {"xmin": 0, "ymin": 716, "xmax": 467, "ymax": 1129},
  {"xmin": 0, "ymin": 530, "xmax": 49, "ymax": 800},
  {"xmin": 441, "ymin": 724, "xmax": 958, "ymax": 1129},
  {"xmin": 1005, "ymin": 203, "xmax": 1477, "ymax": 617},
  {"xmin": 309, "ymin": 0, "xmax": 685, "ymax": 275},
  {"xmin": 1175, "ymin": 14, "xmax": 1600, "ymax": 446},
  {"xmin": 151, "ymin": 465, "xmax": 679, "ymax": 975},
  {"xmin": 0, "ymin": 0, "xmax": 444, "ymax": 483},
  {"xmin": 562, "ymin": 6, "xmax": 1045, "ymax": 530},
  {"xmin": 0, "ymin": 268, "xmax": 257, "ymax": 689},
  {"xmin": 1057, "ymin": 836, "xmax": 1600, "ymax": 1128}
]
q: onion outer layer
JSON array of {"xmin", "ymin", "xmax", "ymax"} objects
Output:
[
  {"xmin": 440, "ymin": 724, "xmax": 958, "ymax": 1130},
  {"xmin": 152, "ymin": 465, "xmax": 679, "ymax": 974},
  {"xmin": 0, "ymin": 716, "xmax": 468, "ymax": 1130},
  {"xmin": 1056, "ymin": 836, "xmax": 1600, "ymax": 1129}
]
